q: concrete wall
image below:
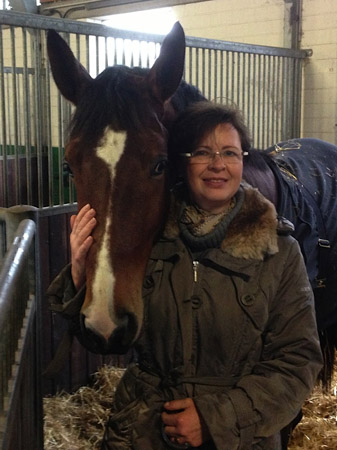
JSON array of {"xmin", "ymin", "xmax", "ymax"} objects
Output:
[{"xmin": 171, "ymin": 0, "xmax": 337, "ymax": 145}]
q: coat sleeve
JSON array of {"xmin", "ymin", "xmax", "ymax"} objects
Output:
[{"xmin": 194, "ymin": 238, "xmax": 323, "ymax": 449}]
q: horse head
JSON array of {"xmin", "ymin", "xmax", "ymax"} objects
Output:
[{"xmin": 47, "ymin": 23, "xmax": 185, "ymax": 352}]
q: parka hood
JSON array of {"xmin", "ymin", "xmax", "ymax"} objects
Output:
[{"xmin": 163, "ymin": 182, "xmax": 279, "ymax": 261}]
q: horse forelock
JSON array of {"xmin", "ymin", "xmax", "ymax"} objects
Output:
[{"xmin": 70, "ymin": 66, "xmax": 157, "ymax": 142}]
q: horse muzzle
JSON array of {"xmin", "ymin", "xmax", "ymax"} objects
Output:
[{"xmin": 80, "ymin": 310, "xmax": 139, "ymax": 354}]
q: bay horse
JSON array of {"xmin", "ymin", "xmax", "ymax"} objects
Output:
[{"xmin": 47, "ymin": 23, "xmax": 204, "ymax": 354}]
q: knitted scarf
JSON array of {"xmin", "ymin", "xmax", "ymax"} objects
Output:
[{"xmin": 179, "ymin": 186, "xmax": 245, "ymax": 251}]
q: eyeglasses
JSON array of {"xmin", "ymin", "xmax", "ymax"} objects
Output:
[{"xmin": 180, "ymin": 148, "xmax": 248, "ymax": 165}]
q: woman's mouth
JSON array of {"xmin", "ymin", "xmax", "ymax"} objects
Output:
[{"xmin": 203, "ymin": 178, "xmax": 227, "ymax": 187}]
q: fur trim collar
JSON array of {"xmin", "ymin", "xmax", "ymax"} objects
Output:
[{"xmin": 163, "ymin": 183, "xmax": 278, "ymax": 260}]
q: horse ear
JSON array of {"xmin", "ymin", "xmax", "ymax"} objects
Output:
[
  {"xmin": 147, "ymin": 21, "xmax": 185, "ymax": 104},
  {"xmin": 47, "ymin": 30, "xmax": 93, "ymax": 105}
]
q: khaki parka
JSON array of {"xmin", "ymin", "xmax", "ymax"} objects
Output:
[{"xmin": 48, "ymin": 184, "xmax": 323, "ymax": 450}]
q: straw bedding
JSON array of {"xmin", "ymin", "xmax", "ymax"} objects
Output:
[{"xmin": 44, "ymin": 364, "xmax": 337, "ymax": 449}]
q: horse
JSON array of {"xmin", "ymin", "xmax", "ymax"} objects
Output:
[
  {"xmin": 243, "ymin": 138, "xmax": 337, "ymax": 387},
  {"xmin": 47, "ymin": 23, "xmax": 205, "ymax": 354}
]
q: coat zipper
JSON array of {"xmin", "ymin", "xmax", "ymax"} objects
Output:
[{"xmin": 192, "ymin": 260, "xmax": 199, "ymax": 282}]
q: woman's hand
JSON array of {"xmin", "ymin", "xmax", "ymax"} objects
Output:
[
  {"xmin": 70, "ymin": 204, "xmax": 96, "ymax": 290},
  {"xmin": 161, "ymin": 398, "xmax": 211, "ymax": 448}
]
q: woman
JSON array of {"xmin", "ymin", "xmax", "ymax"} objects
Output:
[{"xmin": 48, "ymin": 102, "xmax": 322, "ymax": 449}]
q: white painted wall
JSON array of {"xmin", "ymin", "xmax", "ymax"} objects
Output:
[{"xmin": 301, "ymin": 0, "xmax": 337, "ymax": 144}]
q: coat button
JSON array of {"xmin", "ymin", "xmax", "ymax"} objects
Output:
[
  {"xmin": 241, "ymin": 294, "xmax": 255, "ymax": 306},
  {"xmin": 191, "ymin": 296, "xmax": 202, "ymax": 309},
  {"xmin": 143, "ymin": 275, "xmax": 154, "ymax": 289}
]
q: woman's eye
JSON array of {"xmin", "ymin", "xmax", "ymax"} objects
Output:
[
  {"xmin": 224, "ymin": 150, "xmax": 235, "ymax": 157},
  {"xmin": 194, "ymin": 150, "xmax": 210, "ymax": 157},
  {"xmin": 63, "ymin": 161, "xmax": 73, "ymax": 177},
  {"xmin": 223, "ymin": 150, "xmax": 240, "ymax": 158}
]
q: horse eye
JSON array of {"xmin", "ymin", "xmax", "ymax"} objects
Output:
[
  {"xmin": 63, "ymin": 160, "xmax": 73, "ymax": 177},
  {"xmin": 151, "ymin": 158, "xmax": 168, "ymax": 177}
]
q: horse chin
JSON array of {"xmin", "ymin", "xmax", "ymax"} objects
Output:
[{"xmin": 81, "ymin": 311, "xmax": 139, "ymax": 353}]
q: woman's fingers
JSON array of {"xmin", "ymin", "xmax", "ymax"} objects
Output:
[{"xmin": 70, "ymin": 204, "xmax": 97, "ymax": 290}]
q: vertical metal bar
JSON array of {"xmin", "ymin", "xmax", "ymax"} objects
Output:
[
  {"xmin": 105, "ymin": 36, "xmax": 109, "ymax": 68},
  {"xmin": 225, "ymin": 51, "xmax": 229, "ymax": 103},
  {"xmin": 275, "ymin": 56, "xmax": 280, "ymax": 143},
  {"xmin": 188, "ymin": 46, "xmax": 192, "ymax": 86},
  {"xmin": 85, "ymin": 34, "xmax": 90, "ymax": 71},
  {"xmin": 0, "ymin": 25, "xmax": 8, "ymax": 206},
  {"xmin": 10, "ymin": 27, "xmax": 19, "ymax": 205},
  {"xmin": 113, "ymin": 37, "xmax": 117, "ymax": 66},
  {"xmin": 295, "ymin": 58, "xmax": 302, "ymax": 137},
  {"xmin": 242, "ymin": 52, "xmax": 246, "ymax": 117},
  {"xmin": 231, "ymin": 52, "xmax": 235, "ymax": 105},
  {"xmin": 281, "ymin": 57, "xmax": 287, "ymax": 141},
  {"xmin": 214, "ymin": 50, "xmax": 218, "ymax": 102},
  {"xmin": 95, "ymin": 35, "xmax": 99, "ymax": 76},
  {"xmin": 286, "ymin": 58, "xmax": 294, "ymax": 139},
  {"xmin": 266, "ymin": 55, "xmax": 271, "ymax": 147},
  {"xmin": 45, "ymin": 33, "xmax": 54, "ymax": 207},
  {"xmin": 262, "ymin": 54, "xmax": 266, "ymax": 149},
  {"xmin": 22, "ymin": 28, "xmax": 32, "ymax": 205},
  {"xmin": 202, "ymin": 48, "xmax": 205, "ymax": 97},
  {"xmin": 252, "ymin": 54, "xmax": 256, "ymax": 147},
  {"xmin": 247, "ymin": 52, "xmax": 251, "ymax": 133},
  {"xmin": 33, "ymin": 30, "xmax": 44, "ymax": 207},
  {"xmin": 268, "ymin": 56, "xmax": 277, "ymax": 146},
  {"xmin": 220, "ymin": 50, "xmax": 223, "ymax": 103},
  {"xmin": 257, "ymin": 55, "xmax": 262, "ymax": 149},
  {"xmin": 207, "ymin": 49, "xmax": 210, "ymax": 100},
  {"xmin": 195, "ymin": 47, "xmax": 199, "ymax": 95}
]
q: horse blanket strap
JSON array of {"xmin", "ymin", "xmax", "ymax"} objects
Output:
[
  {"xmin": 300, "ymin": 182, "xmax": 330, "ymax": 288},
  {"xmin": 43, "ymin": 329, "xmax": 73, "ymax": 378}
]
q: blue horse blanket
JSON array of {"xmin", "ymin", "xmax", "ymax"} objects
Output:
[{"xmin": 263, "ymin": 138, "xmax": 337, "ymax": 330}]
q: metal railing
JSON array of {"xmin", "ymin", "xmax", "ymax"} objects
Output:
[
  {"xmin": 0, "ymin": 10, "xmax": 310, "ymax": 208},
  {"xmin": 0, "ymin": 214, "xmax": 43, "ymax": 450}
]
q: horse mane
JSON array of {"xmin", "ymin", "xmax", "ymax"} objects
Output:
[{"xmin": 170, "ymin": 80, "xmax": 205, "ymax": 114}]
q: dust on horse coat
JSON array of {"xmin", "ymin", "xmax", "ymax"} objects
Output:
[{"xmin": 243, "ymin": 138, "xmax": 337, "ymax": 383}]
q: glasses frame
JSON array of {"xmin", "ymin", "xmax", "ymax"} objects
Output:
[{"xmin": 180, "ymin": 150, "xmax": 249, "ymax": 164}]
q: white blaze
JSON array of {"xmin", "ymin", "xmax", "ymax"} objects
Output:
[{"xmin": 84, "ymin": 128, "xmax": 127, "ymax": 340}]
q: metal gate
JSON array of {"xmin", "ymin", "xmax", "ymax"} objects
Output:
[{"xmin": 0, "ymin": 10, "xmax": 310, "ymax": 209}]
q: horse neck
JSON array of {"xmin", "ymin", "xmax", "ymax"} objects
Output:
[{"xmin": 243, "ymin": 152, "xmax": 278, "ymax": 207}]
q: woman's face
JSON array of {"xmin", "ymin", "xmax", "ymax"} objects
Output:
[{"xmin": 185, "ymin": 123, "xmax": 243, "ymax": 213}]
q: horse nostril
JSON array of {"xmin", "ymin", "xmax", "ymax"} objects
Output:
[{"xmin": 115, "ymin": 312, "xmax": 138, "ymax": 347}]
